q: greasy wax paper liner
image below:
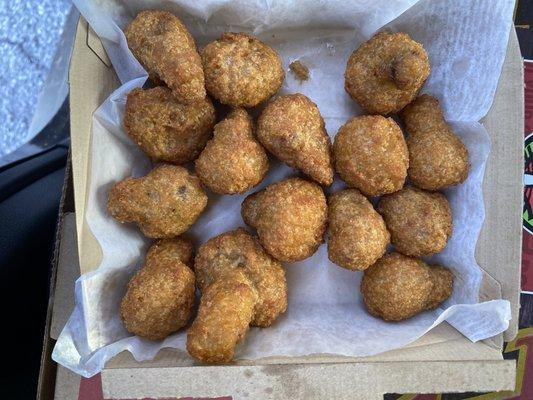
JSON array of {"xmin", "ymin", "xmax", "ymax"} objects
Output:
[{"xmin": 53, "ymin": 0, "xmax": 515, "ymax": 377}]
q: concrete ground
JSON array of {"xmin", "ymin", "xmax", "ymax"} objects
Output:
[{"xmin": 0, "ymin": 0, "xmax": 72, "ymax": 158}]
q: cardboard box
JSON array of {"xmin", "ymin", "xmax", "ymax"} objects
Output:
[{"xmin": 46, "ymin": 17, "xmax": 524, "ymax": 399}]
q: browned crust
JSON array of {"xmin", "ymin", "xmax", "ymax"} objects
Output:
[
  {"xmin": 107, "ymin": 164, "xmax": 208, "ymax": 238},
  {"xmin": 195, "ymin": 108, "xmax": 269, "ymax": 194},
  {"xmin": 124, "ymin": 10, "xmax": 206, "ymax": 103},
  {"xmin": 345, "ymin": 31, "xmax": 430, "ymax": 115},
  {"xmin": 400, "ymin": 94, "xmax": 469, "ymax": 190},
  {"xmin": 257, "ymin": 94, "xmax": 334, "ymax": 186},
  {"xmin": 201, "ymin": 32, "xmax": 284, "ymax": 107}
]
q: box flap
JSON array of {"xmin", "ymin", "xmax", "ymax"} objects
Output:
[
  {"xmin": 51, "ymin": 213, "xmax": 78, "ymax": 340},
  {"xmin": 478, "ymin": 28, "xmax": 524, "ymax": 341},
  {"xmin": 101, "ymin": 359, "xmax": 516, "ymax": 400},
  {"xmin": 69, "ymin": 18, "xmax": 116, "ymax": 274}
]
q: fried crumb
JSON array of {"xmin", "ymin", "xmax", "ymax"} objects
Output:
[{"xmin": 289, "ymin": 60, "xmax": 310, "ymax": 81}]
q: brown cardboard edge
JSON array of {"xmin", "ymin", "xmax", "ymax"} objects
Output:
[
  {"xmin": 69, "ymin": 17, "xmax": 117, "ymax": 274},
  {"xmin": 101, "ymin": 360, "xmax": 516, "ymax": 400},
  {"xmin": 478, "ymin": 28, "xmax": 524, "ymax": 342},
  {"xmin": 87, "ymin": 25, "xmax": 111, "ymax": 67},
  {"xmin": 36, "ymin": 153, "xmax": 73, "ymax": 400}
]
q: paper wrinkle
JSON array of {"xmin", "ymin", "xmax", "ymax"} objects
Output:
[{"xmin": 54, "ymin": 0, "xmax": 514, "ymax": 377}]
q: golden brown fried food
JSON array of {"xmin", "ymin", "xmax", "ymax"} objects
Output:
[
  {"xmin": 194, "ymin": 228, "xmax": 287, "ymax": 326},
  {"xmin": 187, "ymin": 269, "xmax": 258, "ymax": 363},
  {"xmin": 289, "ymin": 60, "xmax": 309, "ymax": 81},
  {"xmin": 361, "ymin": 252, "xmax": 453, "ymax": 321},
  {"xmin": 187, "ymin": 229, "xmax": 287, "ymax": 363},
  {"xmin": 377, "ymin": 187, "xmax": 452, "ymax": 257},
  {"xmin": 120, "ymin": 239, "xmax": 196, "ymax": 340},
  {"xmin": 195, "ymin": 109, "xmax": 269, "ymax": 194},
  {"xmin": 333, "ymin": 116, "xmax": 408, "ymax": 196},
  {"xmin": 257, "ymin": 94, "xmax": 334, "ymax": 186},
  {"xmin": 327, "ymin": 189, "xmax": 390, "ymax": 271},
  {"xmin": 124, "ymin": 10, "xmax": 205, "ymax": 103},
  {"xmin": 147, "ymin": 236, "xmax": 194, "ymax": 268},
  {"xmin": 345, "ymin": 31, "xmax": 430, "ymax": 115},
  {"xmin": 242, "ymin": 177, "xmax": 327, "ymax": 262},
  {"xmin": 124, "ymin": 87, "xmax": 215, "ymax": 164},
  {"xmin": 400, "ymin": 94, "xmax": 469, "ymax": 190},
  {"xmin": 201, "ymin": 32, "xmax": 284, "ymax": 107},
  {"xmin": 425, "ymin": 265, "xmax": 454, "ymax": 310},
  {"xmin": 108, "ymin": 164, "xmax": 208, "ymax": 238}
]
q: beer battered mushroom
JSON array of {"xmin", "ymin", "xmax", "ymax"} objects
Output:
[
  {"xmin": 257, "ymin": 94, "xmax": 334, "ymax": 186},
  {"xmin": 147, "ymin": 236, "xmax": 194, "ymax": 267},
  {"xmin": 242, "ymin": 177, "xmax": 327, "ymax": 262},
  {"xmin": 124, "ymin": 10, "xmax": 206, "ymax": 103},
  {"xmin": 201, "ymin": 32, "xmax": 284, "ymax": 107},
  {"xmin": 187, "ymin": 229, "xmax": 287, "ymax": 363},
  {"xmin": 345, "ymin": 31, "xmax": 430, "ymax": 115},
  {"xmin": 377, "ymin": 186, "xmax": 452, "ymax": 257},
  {"xmin": 120, "ymin": 238, "xmax": 196, "ymax": 340},
  {"xmin": 361, "ymin": 252, "xmax": 454, "ymax": 321},
  {"xmin": 195, "ymin": 108, "xmax": 269, "ymax": 194},
  {"xmin": 327, "ymin": 189, "xmax": 390, "ymax": 271},
  {"xmin": 333, "ymin": 116, "xmax": 408, "ymax": 196},
  {"xmin": 400, "ymin": 94, "xmax": 469, "ymax": 191},
  {"xmin": 108, "ymin": 164, "xmax": 208, "ymax": 238},
  {"xmin": 124, "ymin": 87, "xmax": 216, "ymax": 164}
]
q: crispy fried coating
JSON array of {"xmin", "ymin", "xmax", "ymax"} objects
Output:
[
  {"xmin": 400, "ymin": 95, "xmax": 469, "ymax": 190},
  {"xmin": 242, "ymin": 177, "xmax": 327, "ymax": 262},
  {"xmin": 124, "ymin": 10, "xmax": 205, "ymax": 103},
  {"xmin": 194, "ymin": 228, "xmax": 287, "ymax": 327},
  {"xmin": 377, "ymin": 187, "xmax": 452, "ymax": 257},
  {"xmin": 361, "ymin": 252, "xmax": 453, "ymax": 321},
  {"xmin": 425, "ymin": 265, "xmax": 454, "ymax": 310},
  {"xmin": 195, "ymin": 109, "xmax": 269, "ymax": 194},
  {"xmin": 108, "ymin": 164, "xmax": 208, "ymax": 238},
  {"xmin": 120, "ymin": 240, "xmax": 196, "ymax": 340},
  {"xmin": 345, "ymin": 31, "xmax": 430, "ymax": 115},
  {"xmin": 333, "ymin": 116, "xmax": 408, "ymax": 196},
  {"xmin": 289, "ymin": 60, "xmax": 309, "ymax": 81},
  {"xmin": 147, "ymin": 236, "xmax": 194, "ymax": 268},
  {"xmin": 327, "ymin": 189, "xmax": 390, "ymax": 271},
  {"xmin": 257, "ymin": 94, "xmax": 334, "ymax": 186},
  {"xmin": 187, "ymin": 269, "xmax": 258, "ymax": 363},
  {"xmin": 187, "ymin": 229, "xmax": 287, "ymax": 363},
  {"xmin": 201, "ymin": 32, "xmax": 284, "ymax": 107},
  {"xmin": 124, "ymin": 87, "xmax": 216, "ymax": 164}
]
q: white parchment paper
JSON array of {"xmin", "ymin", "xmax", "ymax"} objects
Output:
[{"xmin": 53, "ymin": 0, "xmax": 515, "ymax": 377}]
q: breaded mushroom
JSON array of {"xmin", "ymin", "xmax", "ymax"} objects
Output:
[
  {"xmin": 327, "ymin": 189, "xmax": 390, "ymax": 271},
  {"xmin": 257, "ymin": 94, "xmax": 334, "ymax": 186},
  {"xmin": 108, "ymin": 164, "xmax": 208, "ymax": 238},
  {"xmin": 124, "ymin": 10, "xmax": 206, "ymax": 103},
  {"xmin": 201, "ymin": 32, "xmax": 284, "ymax": 107},
  {"xmin": 195, "ymin": 108, "xmax": 268, "ymax": 194},
  {"xmin": 187, "ymin": 229, "xmax": 287, "ymax": 363},
  {"xmin": 361, "ymin": 252, "xmax": 453, "ymax": 321},
  {"xmin": 124, "ymin": 87, "xmax": 216, "ymax": 164},
  {"xmin": 377, "ymin": 187, "xmax": 452, "ymax": 257},
  {"xmin": 187, "ymin": 269, "xmax": 257, "ymax": 363},
  {"xmin": 147, "ymin": 236, "xmax": 194, "ymax": 268},
  {"xmin": 400, "ymin": 94, "xmax": 469, "ymax": 191},
  {"xmin": 120, "ymin": 238, "xmax": 196, "ymax": 340},
  {"xmin": 242, "ymin": 177, "xmax": 327, "ymax": 262},
  {"xmin": 345, "ymin": 31, "xmax": 430, "ymax": 115},
  {"xmin": 333, "ymin": 116, "xmax": 409, "ymax": 196}
]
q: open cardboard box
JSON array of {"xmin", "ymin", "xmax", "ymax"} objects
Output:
[{"xmin": 45, "ymin": 17, "xmax": 524, "ymax": 399}]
